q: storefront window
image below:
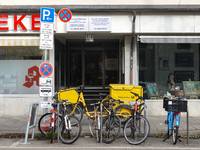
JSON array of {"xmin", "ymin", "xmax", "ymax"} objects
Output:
[
  {"xmin": 139, "ymin": 43, "xmax": 199, "ymax": 99},
  {"xmin": 0, "ymin": 47, "xmax": 48, "ymax": 94}
]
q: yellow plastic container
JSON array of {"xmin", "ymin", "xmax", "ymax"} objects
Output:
[
  {"xmin": 57, "ymin": 88, "xmax": 79, "ymax": 104},
  {"xmin": 109, "ymin": 84, "xmax": 143, "ymax": 103}
]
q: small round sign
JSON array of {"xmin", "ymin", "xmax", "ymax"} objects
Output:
[
  {"xmin": 58, "ymin": 8, "xmax": 72, "ymax": 22},
  {"xmin": 39, "ymin": 62, "xmax": 53, "ymax": 77}
]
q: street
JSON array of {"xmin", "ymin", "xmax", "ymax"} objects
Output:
[{"xmin": 0, "ymin": 136, "xmax": 199, "ymax": 150}]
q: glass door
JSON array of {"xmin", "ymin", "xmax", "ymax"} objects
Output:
[
  {"xmin": 67, "ymin": 40, "xmax": 119, "ymax": 89},
  {"xmin": 85, "ymin": 50, "xmax": 103, "ymax": 86}
]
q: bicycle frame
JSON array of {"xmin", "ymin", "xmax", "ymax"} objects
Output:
[
  {"xmin": 163, "ymin": 110, "xmax": 181, "ymax": 144},
  {"xmin": 69, "ymin": 92, "xmax": 110, "ymax": 118},
  {"xmin": 167, "ymin": 111, "xmax": 181, "ymax": 131}
]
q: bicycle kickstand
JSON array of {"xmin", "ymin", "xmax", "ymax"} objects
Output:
[
  {"xmin": 163, "ymin": 131, "xmax": 171, "ymax": 142},
  {"xmin": 178, "ymin": 136, "xmax": 182, "ymax": 142}
]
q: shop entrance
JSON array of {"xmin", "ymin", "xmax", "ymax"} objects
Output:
[
  {"xmin": 84, "ymin": 49, "xmax": 103, "ymax": 86},
  {"xmin": 55, "ymin": 39, "xmax": 120, "ymax": 95}
]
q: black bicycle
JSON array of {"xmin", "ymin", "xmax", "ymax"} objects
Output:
[
  {"xmin": 96, "ymin": 93, "xmax": 123, "ymax": 144},
  {"xmin": 123, "ymin": 91, "xmax": 150, "ymax": 145}
]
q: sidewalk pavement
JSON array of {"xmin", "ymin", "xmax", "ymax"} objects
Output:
[{"xmin": 0, "ymin": 114, "xmax": 199, "ymax": 137}]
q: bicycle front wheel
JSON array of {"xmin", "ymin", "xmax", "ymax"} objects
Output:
[
  {"xmin": 102, "ymin": 115, "xmax": 121, "ymax": 144},
  {"xmin": 38, "ymin": 113, "xmax": 62, "ymax": 135},
  {"xmin": 66, "ymin": 104, "xmax": 83, "ymax": 123},
  {"xmin": 124, "ymin": 115, "xmax": 150, "ymax": 145},
  {"xmin": 88, "ymin": 113, "xmax": 100, "ymax": 139},
  {"xmin": 172, "ymin": 114, "xmax": 178, "ymax": 145},
  {"xmin": 59, "ymin": 115, "xmax": 81, "ymax": 144}
]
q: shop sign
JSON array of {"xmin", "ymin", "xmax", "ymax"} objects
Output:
[
  {"xmin": 89, "ymin": 17, "xmax": 111, "ymax": 31},
  {"xmin": 67, "ymin": 17, "xmax": 88, "ymax": 31},
  {"xmin": 0, "ymin": 15, "xmax": 40, "ymax": 31},
  {"xmin": 66, "ymin": 16, "xmax": 111, "ymax": 32}
]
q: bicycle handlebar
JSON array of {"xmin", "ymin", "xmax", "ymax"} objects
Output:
[{"xmin": 130, "ymin": 91, "xmax": 144, "ymax": 101}]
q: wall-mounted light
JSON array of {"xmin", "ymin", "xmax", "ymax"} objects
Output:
[{"xmin": 85, "ymin": 34, "xmax": 94, "ymax": 42}]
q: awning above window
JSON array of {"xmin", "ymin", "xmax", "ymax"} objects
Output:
[
  {"xmin": 138, "ymin": 36, "xmax": 200, "ymax": 43},
  {"xmin": 0, "ymin": 36, "xmax": 39, "ymax": 46}
]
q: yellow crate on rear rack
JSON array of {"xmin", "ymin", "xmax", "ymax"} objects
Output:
[
  {"xmin": 109, "ymin": 84, "xmax": 143, "ymax": 106},
  {"xmin": 57, "ymin": 88, "xmax": 79, "ymax": 104}
]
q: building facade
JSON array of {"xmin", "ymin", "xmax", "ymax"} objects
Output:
[{"xmin": 1, "ymin": 1, "xmax": 200, "ymax": 116}]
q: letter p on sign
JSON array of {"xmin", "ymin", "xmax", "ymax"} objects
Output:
[{"xmin": 43, "ymin": 10, "xmax": 50, "ymax": 20}]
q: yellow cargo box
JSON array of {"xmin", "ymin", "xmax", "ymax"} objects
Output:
[
  {"xmin": 57, "ymin": 88, "xmax": 79, "ymax": 104},
  {"xmin": 109, "ymin": 84, "xmax": 143, "ymax": 103}
]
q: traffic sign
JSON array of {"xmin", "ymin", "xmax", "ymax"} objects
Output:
[
  {"xmin": 58, "ymin": 8, "xmax": 72, "ymax": 22},
  {"xmin": 40, "ymin": 7, "xmax": 54, "ymax": 50},
  {"xmin": 39, "ymin": 33, "xmax": 54, "ymax": 49},
  {"xmin": 39, "ymin": 87, "xmax": 52, "ymax": 97},
  {"xmin": 40, "ymin": 7, "xmax": 55, "ymax": 23},
  {"xmin": 39, "ymin": 62, "xmax": 53, "ymax": 77},
  {"xmin": 40, "ymin": 101, "xmax": 53, "ymax": 108},
  {"xmin": 39, "ymin": 77, "xmax": 52, "ymax": 86}
]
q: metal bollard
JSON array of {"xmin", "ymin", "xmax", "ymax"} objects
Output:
[{"xmin": 21, "ymin": 103, "xmax": 39, "ymax": 144}]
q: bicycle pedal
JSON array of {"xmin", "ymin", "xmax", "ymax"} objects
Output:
[{"xmin": 164, "ymin": 120, "xmax": 169, "ymax": 124}]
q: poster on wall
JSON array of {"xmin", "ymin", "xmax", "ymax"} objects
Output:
[
  {"xmin": 105, "ymin": 59, "xmax": 118, "ymax": 70},
  {"xmin": 182, "ymin": 81, "xmax": 200, "ymax": 97},
  {"xmin": 0, "ymin": 60, "xmax": 43, "ymax": 94},
  {"xmin": 66, "ymin": 17, "xmax": 88, "ymax": 31},
  {"xmin": 146, "ymin": 82, "xmax": 160, "ymax": 98},
  {"xmin": 89, "ymin": 17, "xmax": 111, "ymax": 31},
  {"xmin": 174, "ymin": 71, "xmax": 194, "ymax": 83}
]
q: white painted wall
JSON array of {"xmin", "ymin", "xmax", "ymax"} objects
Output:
[
  {"xmin": 0, "ymin": 97, "xmax": 46, "ymax": 116},
  {"xmin": 56, "ymin": 12, "xmax": 133, "ymax": 34},
  {"xmin": 136, "ymin": 12, "xmax": 200, "ymax": 34},
  {"xmin": 145, "ymin": 100, "xmax": 199, "ymax": 117},
  {"xmin": 2, "ymin": 0, "xmax": 200, "ymax": 5},
  {"xmin": 124, "ymin": 36, "xmax": 131, "ymax": 84},
  {"xmin": 0, "ymin": 97, "xmax": 198, "ymax": 117}
]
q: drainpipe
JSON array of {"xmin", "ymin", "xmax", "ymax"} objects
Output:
[{"xmin": 130, "ymin": 11, "xmax": 136, "ymax": 84}]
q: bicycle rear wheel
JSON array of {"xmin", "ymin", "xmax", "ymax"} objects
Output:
[
  {"xmin": 38, "ymin": 113, "xmax": 62, "ymax": 135},
  {"xmin": 124, "ymin": 115, "xmax": 150, "ymax": 145},
  {"xmin": 59, "ymin": 115, "xmax": 81, "ymax": 144},
  {"xmin": 102, "ymin": 115, "xmax": 121, "ymax": 144},
  {"xmin": 172, "ymin": 114, "xmax": 178, "ymax": 145}
]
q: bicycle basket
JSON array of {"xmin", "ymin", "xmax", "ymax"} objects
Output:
[
  {"xmin": 163, "ymin": 97, "xmax": 187, "ymax": 112},
  {"xmin": 57, "ymin": 88, "xmax": 79, "ymax": 104}
]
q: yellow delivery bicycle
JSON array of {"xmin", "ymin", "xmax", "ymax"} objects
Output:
[{"xmin": 57, "ymin": 85, "xmax": 136, "ymax": 127}]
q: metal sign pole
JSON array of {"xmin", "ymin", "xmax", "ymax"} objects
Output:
[
  {"xmin": 57, "ymin": 103, "xmax": 60, "ymax": 143},
  {"xmin": 43, "ymin": 49, "xmax": 48, "ymax": 114},
  {"xmin": 100, "ymin": 102, "xmax": 102, "ymax": 144},
  {"xmin": 187, "ymin": 106, "xmax": 189, "ymax": 145}
]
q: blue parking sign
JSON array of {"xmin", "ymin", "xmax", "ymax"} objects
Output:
[{"xmin": 40, "ymin": 7, "xmax": 55, "ymax": 23}]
